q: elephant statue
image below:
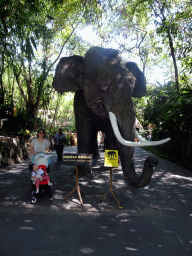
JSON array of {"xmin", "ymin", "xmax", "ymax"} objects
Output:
[{"xmin": 52, "ymin": 46, "xmax": 170, "ymax": 188}]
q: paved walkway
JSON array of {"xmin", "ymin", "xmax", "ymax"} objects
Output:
[{"xmin": 0, "ymin": 146, "xmax": 192, "ymax": 255}]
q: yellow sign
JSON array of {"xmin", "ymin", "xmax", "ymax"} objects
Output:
[{"xmin": 104, "ymin": 150, "xmax": 118, "ymax": 167}]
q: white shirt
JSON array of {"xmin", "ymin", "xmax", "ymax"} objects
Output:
[
  {"xmin": 31, "ymin": 138, "xmax": 50, "ymax": 153},
  {"xmin": 32, "ymin": 168, "xmax": 44, "ymax": 177}
]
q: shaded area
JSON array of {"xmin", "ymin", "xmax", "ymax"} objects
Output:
[
  {"xmin": 0, "ymin": 146, "xmax": 192, "ymax": 255},
  {"xmin": 1, "ymin": 212, "xmax": 192, "ymax": 256},
  {"xmin": 0, "ymin": 146, "xmax": 192, "ymax": 213}
]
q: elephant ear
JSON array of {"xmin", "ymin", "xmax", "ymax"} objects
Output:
[
  {"xmin": 126, "ymin": 62, "xmax": 146, "ymax": 98},
  {"xmin": 53, "ymin": 55, "xmax": 84, "ymax": 92}
]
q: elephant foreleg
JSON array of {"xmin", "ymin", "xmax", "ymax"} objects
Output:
[
  {"xmin": 74, "ymin": 91, "xmax": 99, "ymax": 174},
  {"xmin": 74, "ymin": 91, "xmax": 92, "ymax": 154}
]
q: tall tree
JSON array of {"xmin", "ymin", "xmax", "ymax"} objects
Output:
[
  {"xmin": 117, "ymin": 0, "xmax": 192, "ymax": 90},
  {"xmin": 0, "ymin": 0, "xmax": 103, "ymax": 126}
]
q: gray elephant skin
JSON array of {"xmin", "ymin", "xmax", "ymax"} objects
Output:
[{"xmin": 53, "ymin": 46, "xmax": 165, "ymax": 188}]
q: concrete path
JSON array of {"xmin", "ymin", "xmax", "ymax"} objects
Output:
[{"xmin": 0, "ymin": 146, "xmax": 192, "ymax": 255}]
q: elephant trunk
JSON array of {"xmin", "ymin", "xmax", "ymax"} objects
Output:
[
  {"xmin": 120, "ymin": 146, "xmax": 158, "ymax": 188},
  {"xmin": 109, "ymin": 111, "xmax": 168, "ymax": 188}
]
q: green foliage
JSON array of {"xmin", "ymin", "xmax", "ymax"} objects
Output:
[
  {"xmin": 142, "ymin": 81, "xmax": 192, "ymax": 168},
  {"xmin": 0, "ymin": 106, "xmax": 44, "ymax": 136},
  {"xmin": 1, "ymin": 116, "xmax": 33, "ymax": 135},
  {"xmin": 48, "ymin": 92, "xmax": 75, "ymax": 131},
  {"xmin": 0, "ymin": 0, "xmax": 103, "ymax": 131},
  {"xmin": 0, "ymin": 95, "xmax": 13, "ymax": 119},
  {"xmin": 65, "ymin": 133, "xmax": 71, "ymax": 146},
  {"xmin": 0, "ymin": 0, "xmax": 191, "ymax": 159},
  {"xmin": 132, "ymin": 97, "xmax": 148, "ymax": 126},
  {"xmin": 144, "ymin": 82, "xmax": 192, "ymax": 133}
]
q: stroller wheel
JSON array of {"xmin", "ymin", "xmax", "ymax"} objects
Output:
[{"xmin": 31, "ymin": 197, "xmax": 37, "ymax": 204}]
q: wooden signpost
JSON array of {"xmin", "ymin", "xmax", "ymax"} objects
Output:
[
  {"xmin": 63, "ymin": 153, "xmax": 92, "ymax": 206},
  {"xmin": 63, "ymin": 151, "xmax": 121, "ymax": 208},
  {"xmin": 99, "ymin": 150, "xmax": 121, "ymax": 207}
]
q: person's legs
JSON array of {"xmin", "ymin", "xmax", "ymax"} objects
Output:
[
  {"xmin": 56, "ymin": 145, "xmax": 64, "ymax": 161},
  {"xmin": 43, "ymin": 176, "xmax": 52, "ymax": 186},
  {"xmin": 35, "ymin": 179, "xmax": 41, "ymax": 193},
  {"xmin": 55, "ymin": 146, "xmax": 59, "ymax": 160}
]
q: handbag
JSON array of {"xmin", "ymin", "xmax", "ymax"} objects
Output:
[{"xmin": 55, "ymin": 134, "xmax": 63, "ymax": 146}]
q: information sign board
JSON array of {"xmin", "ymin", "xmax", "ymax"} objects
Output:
[
  {"xmin": 104, "ymin": 150, "xmax": 118, "ymax": 167},
  {"xmin": 63, "ymin": 153, "xmax": 92, "ymax": 166}
]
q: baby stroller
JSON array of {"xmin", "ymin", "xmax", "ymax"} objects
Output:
[{"xmin": 30, "ymin": 153, "xmax": 53, "ymax": 204}]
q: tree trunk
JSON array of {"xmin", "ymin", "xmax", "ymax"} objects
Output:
[
  {"xmin": 161, "ymin": 11, "xmax": 179, "ymax": 92},
  {"xmin": 167, "ymin": 30, "xmax": 179, "ymax": 92}
]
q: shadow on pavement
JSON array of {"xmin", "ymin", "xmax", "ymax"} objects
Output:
[{"xmin": 0, "ymin": 146, "xmax": 192, "ymax": 255}]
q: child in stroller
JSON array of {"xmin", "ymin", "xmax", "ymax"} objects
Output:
[
  {"xmin": 30, "ymin": 153, "xmax": 53, "ymax": 203},
  {"xmin": 31, "ymin": 164, "xmax": 52, "ymax": 193}
]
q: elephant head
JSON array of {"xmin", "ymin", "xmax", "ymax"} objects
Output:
[{"xmin": 53, "ymin": 46, "xmax": 170, "ymax": 188}]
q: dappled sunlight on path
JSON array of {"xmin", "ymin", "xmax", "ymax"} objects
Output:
[
  {"xmin": 1, "ymin": 146, "xmax": 192, "ymax": 255},
  {"xmin": 0, "ymin": 146, "xmax": 192, "ymax": 215}
]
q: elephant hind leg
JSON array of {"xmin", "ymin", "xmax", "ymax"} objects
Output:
[
  {"xmin": 78, "ymin": 165, "xmax": 92, "ymax": 175},
  {"xmin": 91, "ymin": 129, "xmax": 100, "ymax": 158}
]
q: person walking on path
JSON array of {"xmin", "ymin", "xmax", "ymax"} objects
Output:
[{"xmin": 54, "ymin": 128, "xmax": 66, "ymax": 161}]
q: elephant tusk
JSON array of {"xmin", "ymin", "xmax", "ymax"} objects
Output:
[
  {"xmin": 134, "ymin": 129, "xmax": 170, "ymax": 145},
  {"xmin": 109, "ymin": 112, "xmax": 170, "ymax": 147},
  {"xmin": 134, "ymin": 129, "xmax": 146, "ymax": 142}
]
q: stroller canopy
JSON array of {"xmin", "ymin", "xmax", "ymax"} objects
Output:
[{"xmin": 31, "ymin": 153, "xmax": 51, "ymax": 167}]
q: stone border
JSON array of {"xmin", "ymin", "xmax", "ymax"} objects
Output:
[{"xmin": 0, "ymin": 135, "xmax": 55, "ymax": 166}]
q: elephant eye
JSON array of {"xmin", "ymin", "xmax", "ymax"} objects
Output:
[
  {"xmin": 61, "ymin": 64, "xmax": 69, "ymax": 73},
  {"xmin": 101, "ymin": 84, "xmax": 108, "ymax": 91},
  {"xmin": 116, "ymin": 74, "xmax": 121, "ymax": 80},
  {"xmin": 110, "ymin": 59, "xmax": 118, "ymax": 65}
]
